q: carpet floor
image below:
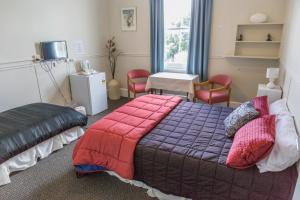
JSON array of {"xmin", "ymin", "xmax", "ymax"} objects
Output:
[{"xmin": 0, "ymin": 98, "xmax": 155, "ymax": 200}]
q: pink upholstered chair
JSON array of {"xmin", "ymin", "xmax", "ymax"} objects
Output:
[
  {"xmin": 193, "ymin": 74, "xmax": 232, "ymax": 107},
  {"xmin": 127, "ymin": 69, "xmax": 151, "ymax": 98}
]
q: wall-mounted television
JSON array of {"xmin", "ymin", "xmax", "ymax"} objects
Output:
[{"xmin": 40, "ymin": 41, "xmax": 68, "ymax": 61}]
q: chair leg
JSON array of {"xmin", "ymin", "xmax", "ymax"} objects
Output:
[
  {"xmin": 128, "ymin": 90, "xmax": 130, "ymax": 99},
  {"xmin": 227, "ymin": 100, "xmax": 230, "ymax": 107},
  {"xmin": 134, "ymin": 92, "xmax": 136, "ymax": 98}
]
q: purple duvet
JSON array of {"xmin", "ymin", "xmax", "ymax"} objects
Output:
[{"xmin": 134, "ymin": 101, "xmax": 297, "ymax": 200}]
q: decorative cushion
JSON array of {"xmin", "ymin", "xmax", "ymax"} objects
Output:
[
  {"xmin": 252, "ymin": 96, "xmax": 269, "ymax": 116},
  {"xmin": 224, "ymin": 101, "xmax": 260, "ymax": 137},
  {"xmin": 257, "ymin": 115, "xmax": 300, "ymax": 172},
  {"xmin": 269, "ymin": 98, "xmax": 293, "ymax": 116},
  {"xmin": 226, "ymin": 115, "xmax": 276, "ymax": 169}
]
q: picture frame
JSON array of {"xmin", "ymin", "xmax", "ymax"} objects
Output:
[{"xmin": 121, "ymin": 7, "xmax": 137, "ymax": 31}]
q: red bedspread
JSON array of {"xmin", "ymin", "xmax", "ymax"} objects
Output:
[{"xmin": 72, "ymin": 94, "xmax": 182, "ymax": 179}]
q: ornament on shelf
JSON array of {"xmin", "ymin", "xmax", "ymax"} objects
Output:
[
  {"xmin": 266, "ymin": 33, "xmax": 272, "ymax": 41},
  {"xmin": 237, "ymin": 34, "xmax": 243, "ymax": 41}
]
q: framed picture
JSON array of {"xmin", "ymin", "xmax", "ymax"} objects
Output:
[{"xmin": 121, "ymin": 7, "xmax": 137, "ymax": 31}]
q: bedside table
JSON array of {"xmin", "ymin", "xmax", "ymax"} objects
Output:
[{"xmin": 257, "ymin": 84, "xmax": 282, "ymax": 104}]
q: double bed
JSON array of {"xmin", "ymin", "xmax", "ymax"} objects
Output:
[
  {"xmin": 134, "ymin": 101, "xmax": 297, "ymax": 199},
  {"xmin": 0, "ymin": 103, "xmax": 87, "ymax": 185},
  {"xmin": 73, "ymin": 95, "xmax": 298, "ymax": 200}
]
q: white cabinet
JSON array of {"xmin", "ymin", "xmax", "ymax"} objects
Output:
[
  {"xmin": 70, "ymin": 72, "xmax": 108, "ymax": 115},
  {"xmin": 257, "ymin": 84, "xmax": 282, "ymax": 104}
]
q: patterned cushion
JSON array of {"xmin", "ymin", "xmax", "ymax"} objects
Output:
[
  {"xmin": 224, "ymin": 101, "xmax": 260, "ymax": 137},
  {"xmin": 226, "ymin": 115, "xmax": 276, "ymax": 169},
  {"xmin": 252, "ymin": 96, "xmax": 269, "ymax": 116}
]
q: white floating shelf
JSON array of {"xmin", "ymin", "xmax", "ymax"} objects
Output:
[
  {"xmin": 235, "ymin": 41, "xmax": 281, "ymax": 43},
  {"xmin": 237, "ymin": 23, "xmax": 284, "ymax": 26},
  {"xmin": 225, "ymin": 55, "xmax": 280, "ymax": 60}
]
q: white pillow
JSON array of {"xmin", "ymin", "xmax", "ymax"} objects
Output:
[
  {"xmin": 269, "ymin": 98, "xmax": 293, "ymax": 116},
  {"xmin": 256, "ymin": 115, "xmax": 300, "ymax": 173}
]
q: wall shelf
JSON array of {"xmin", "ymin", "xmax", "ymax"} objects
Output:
[
  {"xmin": 225, "ymin": 55, "xmax": 280, "ymax": 60},
  {"xmin": 235, "ymin": 41, "xmax": 281, "ymax": 43},
  {"xmin": 227, "ymin": 22, "xmax": 284, "ymax": 60},
  {"xmin": 237, "ymin": 23, "xmax": 284, "ymax": 26}
]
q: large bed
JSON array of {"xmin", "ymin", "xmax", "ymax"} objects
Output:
[
  {"xmin": 0, "ymin": 103, "xmax": 87, "ymax": 185},
  {"xmin": 134, "ymin": 101, "xmax": 297, "ymax": 199},
  {"xmin": 73, "ymin": 95, "xmax": 298, "ymax": 200}
]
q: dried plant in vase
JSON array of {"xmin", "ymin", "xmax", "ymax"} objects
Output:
[
  {"xmin": 106, "ymin": 37, "xmax": 121, "ymax": 79},
  {"xmin": 106, "ymin": 37, "xmax": 122, "ymax": 100}
]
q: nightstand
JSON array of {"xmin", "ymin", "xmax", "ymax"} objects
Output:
[{"xmin": 257, "ymin": 84, "xmax": 282, "ymax": 104}]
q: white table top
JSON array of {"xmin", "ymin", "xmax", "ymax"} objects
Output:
[{"xmin": 149, "ymin": 72, "xmax": 199, "ymax": 81}]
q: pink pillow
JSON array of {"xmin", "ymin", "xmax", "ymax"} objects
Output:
[
  {"xmin": 226, "ymin": 115, "xmax": 276, "ymax": 169},
  {"xmin": 252, "ymin": 96, "xmax": 269, "ymax": 116}
]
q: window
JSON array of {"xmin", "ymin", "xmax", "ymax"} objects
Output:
[{"xmin": 164, "ymin": 0, "xmax": 192, "ymax": 73}]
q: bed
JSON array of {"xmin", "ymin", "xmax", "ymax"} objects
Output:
[
  {"xmin": 0, "ymin": 103, "xmax": 87, "ymax": 185},
  {"xmin": 73, "ymin": 95, "xmax": 298, "ymax": 200}
]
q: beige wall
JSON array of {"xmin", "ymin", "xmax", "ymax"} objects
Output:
[
  {"xmin": 0, "ymin": 0, "xmax": 289, "ymax": 111},
  {"xmin": 280, "ymin": 0, "xmax": 300, "ymax": 88},
  {"xmin": 279, "ymin": 1, "xmax": 300, "ymax": 199},
  {"xmin": 0, "ymin": 0, "xmax": 110, "ymax": 111},
  {"xmin": 108, "ymin": 0, "xmax": 287, "ymax": 103}
]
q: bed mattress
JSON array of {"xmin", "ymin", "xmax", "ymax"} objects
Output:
[
  {"xmin": 134, "ymin": 101, "xmax": 298, "ymax": 200},
  {"xmin": 0, "ymin": 103, "xmax": 87, "ymax": 165}
]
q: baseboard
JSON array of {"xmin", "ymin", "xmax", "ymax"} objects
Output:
[{"xmin": 120, "ymin": 88, "xmax": 242, "ymax": 108}]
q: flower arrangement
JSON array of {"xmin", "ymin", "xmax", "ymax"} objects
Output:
[{"xmin": 106, "ymin": 37, "xmax": 121, "ymax": 79}]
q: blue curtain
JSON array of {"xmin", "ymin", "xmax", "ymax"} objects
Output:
[
  {"xmin": 187, "ymin": 0, "xmax": 213, "ymax": 81},
  {"xmin": 150, "ymin": 0, "xmax": 164, "ymax": 73}
]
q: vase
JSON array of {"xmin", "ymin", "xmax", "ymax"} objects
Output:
[
  {"xmin": 108, "ymin": 79, "xmax": 121, "ymax": 100},
  {"xmin": 250, "ymin": 13, "xmax": 268, "ymax": 23}
]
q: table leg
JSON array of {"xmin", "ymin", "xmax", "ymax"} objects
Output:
[
  {"xmin": 186, "ymin": 92, "xmax": 190, "ymax": 102},
  {"xmin": 160, "ymin": 89, "xmax": 163, "ymax": 95}
]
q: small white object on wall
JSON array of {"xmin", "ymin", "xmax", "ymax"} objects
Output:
[
  {"xmin": 72, "ymin": 40, "xmax": 85, "ymax": 55},
  {"xmin": 250, "ymin": 13, "xmax": 268, "ymax": 23}
]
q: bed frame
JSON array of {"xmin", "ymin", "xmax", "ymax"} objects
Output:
[{"xmin": 283, "ymin": 72, "xmax": 300, "ymax": 200}]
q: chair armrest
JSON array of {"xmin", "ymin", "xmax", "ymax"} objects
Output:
[
  {"xmin": 128, "ymin": 79, "xmax": 135, "ymax": 85},
  {"xmin": 193, "ymin": 81, "xmax": 210, "ymax": 87},
  {"xmin": 209, "ymin": 87, "xmax": 227, "ymax": 93}
]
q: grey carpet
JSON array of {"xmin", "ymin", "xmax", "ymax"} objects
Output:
[{"xmin": 0, "ymin": 98, "xmax": 155, "ymax": 200}]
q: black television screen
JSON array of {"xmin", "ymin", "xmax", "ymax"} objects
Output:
[{"xmin": 40, "ymin": 41, "xmax": 68, "ymax": 61}]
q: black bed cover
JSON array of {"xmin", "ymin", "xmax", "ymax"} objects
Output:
[{"xmin": 0, "ymin": 103, "xmax": 87, "ymax": 164}]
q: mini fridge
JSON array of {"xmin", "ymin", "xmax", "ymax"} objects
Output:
[{"xmin": 70, "ymin": 72, "xmax": 108, "ymax": 115}]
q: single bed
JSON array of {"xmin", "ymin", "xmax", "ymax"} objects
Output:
[
  {"xmin": 73, "ymin": 94, "xmax": 298, "ymax": 200},
  {"xmin": 0, "ymin": 103, "xmax": 87, "ymax": 185}
]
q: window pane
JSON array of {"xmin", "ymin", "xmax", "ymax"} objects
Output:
[{"xmin": 164, "ymin": 0, "xmax": 191, "ymax": 73}]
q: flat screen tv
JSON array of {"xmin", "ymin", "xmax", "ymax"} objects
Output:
[{"xmin": 40, "ymin": 41, "xmax": 68, "ymax": 61}]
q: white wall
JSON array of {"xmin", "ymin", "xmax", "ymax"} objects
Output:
[
  {"xmin": 279, "ymin": 1, "xmax": 300, "ymax": 198},
  {"xmin": 280, "ymin": 0, "xmax": 300, "ymax": 85},
  {"xmin": 0, "ymin": 0, "xmax": 289, "ymax": 111},
  {"xmin": 108, "ymin": 0, "xmax": 287, "ymax": 103},
  {"xmin": 0, "ymin": 0, "xmax": 110, "ymax": 111}
]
